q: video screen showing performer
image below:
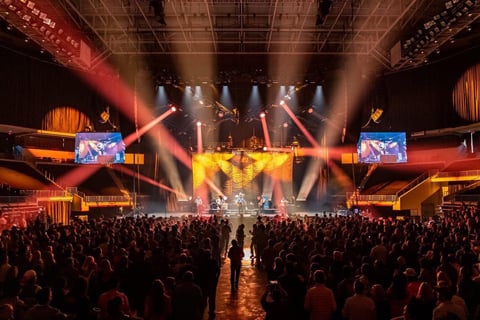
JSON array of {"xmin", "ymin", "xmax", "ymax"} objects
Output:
[
  {"xmin": 75, "ymin": 132, "xmax": 125, "ymax": 164},
  {"xmin": 357, "ymin": 132, "xmax": 407, "ymax": 163}
]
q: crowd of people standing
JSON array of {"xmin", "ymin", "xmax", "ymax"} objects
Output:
[{"xmin": 0, "ymin": 203, "xmax": 479, "ymax": 320}]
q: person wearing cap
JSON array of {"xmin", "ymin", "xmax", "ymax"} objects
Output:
[
  {"xmin": 404, "ymin": 268, "xmax": 421, "ymax": 298},
  {"xmin": 433, "ymin": 283, "xmax": 467, "ymax": 320}
]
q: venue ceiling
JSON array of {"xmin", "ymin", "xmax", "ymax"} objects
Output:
[{"xmin": 1, "ymin": 0, "xmax": 480, "ymax": 73}]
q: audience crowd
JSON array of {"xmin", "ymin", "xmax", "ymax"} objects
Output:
[{"xmin": 0, "ymin": 203, "xmax": 479, "ymax": 320}]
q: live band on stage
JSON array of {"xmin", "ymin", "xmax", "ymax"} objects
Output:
[{"xmin": 194, "ymin": 192, "xmax": 293, "ymax": 216}]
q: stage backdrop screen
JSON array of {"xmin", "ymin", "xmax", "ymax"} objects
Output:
[
  {"xmin": 74, "ymin": 132, "xmax": 125, "ymax": 164},
  {"xmin": 357, "ymin": 132, "xmax": 407, "ymax": 163}
]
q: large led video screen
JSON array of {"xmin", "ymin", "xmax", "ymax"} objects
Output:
[
  {"xmin": 357, "ymin": 132, "xmax": 407, "ymax": 163},
  {"xmin": 192, "ymin": 151, "xmax": 293, "ymax": 202},
  {"xmin": 74, "ymin": 132, "xmax": 125, "ymax": 164}
]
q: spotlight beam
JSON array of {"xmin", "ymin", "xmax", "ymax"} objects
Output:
[
  {"xmin": 54, "ymin": 165, "xmax": 104, "ymax": 190},
  {"xmin": 115, "ymin": 165, "xmax": 189, "ymax": 199},
  {"xmin": 123, "ymin": 107, "xmax": 175, "ymax": 147},
  {"xmin": 56, "ymin": 107, "xmax": 181, "ymax": 189},
  {"xmin": 308, "ymin": 109, "xmax": 354, "ymax": 142},
  {"xmin": 281, "ymin": 102, "xmax": 320, "ymax": 148},
  {"xmin": 260, "ymin": 113, "xmax": 272, "ymax": 148},
  {"xmin": 57, "ymin": 62, "xmax": 192, "ymax": 189},
  {"xmin": 197, "ymin": 122, "xmax": 203, "ymax": 154},
  {"xmin": 76, "ymin": 57, "xmax": 192, "ymax": 170},
  {"xmin": 10, "ymin": 2, "xmax": 192, "ymax": 203},
  {"xmin": 204, "ymin": 177, "xmax": 225, "ymax": 199}
]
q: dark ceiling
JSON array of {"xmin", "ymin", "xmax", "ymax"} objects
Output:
[{"xmin": 1, "ymin": 0, "xmax": 480, "ymax": 74}]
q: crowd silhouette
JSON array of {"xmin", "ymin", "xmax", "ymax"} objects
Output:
[{"xmin": 0, "ymin": 204, "xmax": 479, "ymax": 320}]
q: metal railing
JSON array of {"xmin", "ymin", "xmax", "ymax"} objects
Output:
[
  {"xmin": 23, "ymin": 190, "xmax": 72, "ymax": 198},
  {"xmin": 396, "ymin": 171, "xmax": 431, "ymax": 198},
  {"xmin": 0, "ymin": 196, "xmax": 35, "ymax": 204},
  {"xmin": 435, "ymin": 169, "xmax": 480, "ymax": 178},
  {"xmin": 447, "ymin": 194, "xmax": 480, "ymax": 202},
  {"xmin": 346, "ymin": 192, "xmax": 397, "ymax": 203},
  {"xmin": 84, "ymin": 195, "xmax": 132, "ymax": 203}
]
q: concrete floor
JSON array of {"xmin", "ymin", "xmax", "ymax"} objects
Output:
[
  {"xmin": 205, "ymin": 214, "xmax": 268, "ymax": 320},
  {"xmin": 210, "ymin": 249, "xmax": 267, "ymax": 320}
]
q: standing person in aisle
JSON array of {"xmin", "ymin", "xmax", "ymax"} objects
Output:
[
  {"xmin": 235, "ymin": 224, "xmax": 246, "ymax": 251},
  {"xmin": 227, "ymin": 240, "xmax": 244, "ymax": 292},
  {"xmin": 220, "ymin": 219, "xmax": 232, "ymax": 258}
]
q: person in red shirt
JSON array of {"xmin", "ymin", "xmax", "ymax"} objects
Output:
[
  {"xmin": 97, "ymin": 277, "xmax": 130, "ymax": 320},
  {"xmin": 404, "ymin": 268, "xmax": 421, "ymax": 299},
  {"xmin": 304, "ymin": 270, "xmax": 336, "ymax": 320}
]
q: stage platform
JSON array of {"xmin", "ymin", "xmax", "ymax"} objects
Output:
[
  {"xmin": 203, "ymin": 207, "xmax": 281, "ymax": 216},
  {"xmin": 132, "ymin": 210, "xmax": 335, "ymax": 219}
]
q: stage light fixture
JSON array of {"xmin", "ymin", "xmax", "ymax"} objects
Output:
[
  {"xmin": 371, "ymin": 108, "xmax": 384, "ymax": 123},
  {"xmin": 99, "ymin": 107, "xmax": 110, "ymax": 124}
]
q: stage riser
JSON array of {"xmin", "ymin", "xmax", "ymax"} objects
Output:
[{"xmin": 206, "ymin": 209, "xmax": 280, "ymax": 215}]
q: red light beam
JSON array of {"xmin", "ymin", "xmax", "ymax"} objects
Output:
[
  {"xmin": 260, "ymin": 114, "xmax": 272, "ymax": 148},
  {"xmin": 115, "ymin": 165, "xmax": 189, "ymax": 199},
  {"xmin": 281, "ymin": 102, "xmax": 319, "ymax": 148}
]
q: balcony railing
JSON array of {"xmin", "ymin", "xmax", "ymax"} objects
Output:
[
  {"xmin": 435, "ymin": 169, "xmax": 480, "ymax": 178},
  {"xmin": 346, "ymin": 193, "xmax": 397, "ymax": 203},
  {"xmin": 84, "ymin": 195, "xmax": 132, "ymax": 203}
]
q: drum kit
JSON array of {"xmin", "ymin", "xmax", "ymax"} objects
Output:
[{"xmin": 210, "ymin": 195, "xmax": 228, "ymax": 214}]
